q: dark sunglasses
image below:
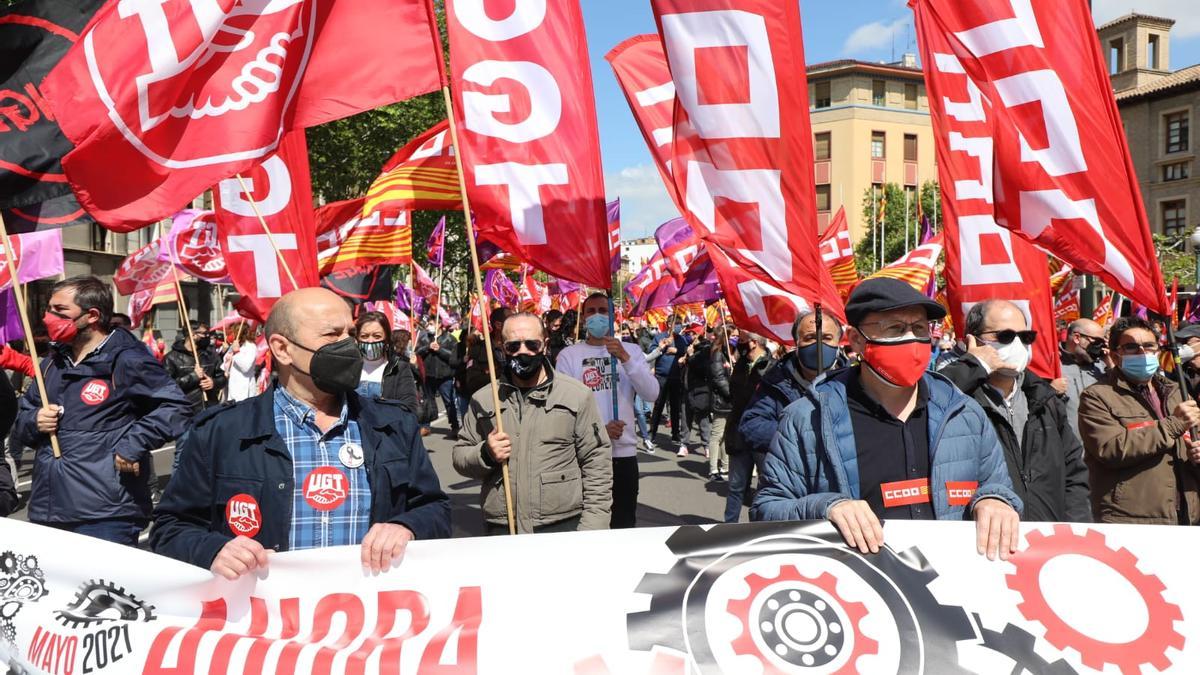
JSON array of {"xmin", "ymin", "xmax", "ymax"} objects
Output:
[
  {"xmin": 979, "ymin": 329, "xmax": 1038, "ymax": 346},
  {"xmin": 503, "ymin": 339, "xmax": 544, "ymax": 355}
]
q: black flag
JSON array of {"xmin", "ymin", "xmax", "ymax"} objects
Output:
[
  {"xmin": 321, "ymin": 266, "xmax": 398, "ymax": 305},
  {"xmin": 0, "ymin": 0, "xmax": 106, "ymax": 210}
]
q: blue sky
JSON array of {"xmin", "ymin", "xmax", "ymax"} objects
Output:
[{"xmin": 582, "ymin": 0, "xmax": 1200, "ymax": 238}]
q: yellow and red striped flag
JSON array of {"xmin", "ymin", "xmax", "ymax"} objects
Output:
[
  {"xmin": 363, "ymin": 120, "xmax": 462, "ymax": 217},
  {"xmin": 818, "ymin": 207, "xmax": 858, "ymax": 299},
  {"xmin": 867, "ymin": 233, "xmax": 943, "ymax": 292},
  {"xmin": 316, "ymin": 198, "xmax": 412, "ymax": 275}
]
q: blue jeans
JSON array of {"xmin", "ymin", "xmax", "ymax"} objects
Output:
[
  {"xmin": 725, "ymin": 451, "xmax": 767, "ymax": 523},
  {"xmin": 633, "ymin": 395, "xmax": 651, "ymax": 439},
  {"xmin": 48, "ymin": 519, "xmax": 144, "ymax": 546},
  {"xmin": 436, "ymin": 378, "xmax": 459, "ymax": 430}
]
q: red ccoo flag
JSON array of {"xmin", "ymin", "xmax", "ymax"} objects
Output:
[
  {"xmin": 43, "ymin": 0, "xmax": 444, "ymax": 229},
  {"xmin": 649, "ymin": 1, "xmax": 845, "ymax": 321},
  {"xmin": 446, "ymin": 0, "xmax": 610, "ymax": 288},
  {"xmin": 910, "ymin": 0, "xmax": 1167, "ymax": 318}
]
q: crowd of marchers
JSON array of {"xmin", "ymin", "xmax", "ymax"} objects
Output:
[{"xmin": 2, "ymin": 274, "xmax": 1198, "ymax": 579}]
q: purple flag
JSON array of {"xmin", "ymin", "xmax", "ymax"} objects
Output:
[
  {"xmin": 1, "ymin": 229, "xmax": 64, "ymax": 289},
  {"xmin": 607, "ymin": 200, "xmax": 621, "ymax": 275},
  {"xmin": 0, "ymin": 288, "xmax": 24, "ymax": 343},
  {"xmin": 919, "ymin": 214, "xmax": 934, "ymax": 245},
  {"xmin": 484, "ymin": 269, "xmax": 519, "ymax": 308},
  {"xmin": 395, "ymin": 283, "xmax": 413, "ymax": 312},
  {"xmin": 426, "ymin": 216, "xmax": 446, "ymax": 266},
  {"xmin": 653, "ymin": 217, "xmax": 704, "ymax": 284}
]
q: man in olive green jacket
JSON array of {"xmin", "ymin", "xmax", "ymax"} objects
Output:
[
  {"xmin": 453, "ymin": 313, "xmax": 612, "ymax": 534},
  {"xmin": 1078, "ymin": 317, "xmax": 1200, "ymax": 525}
]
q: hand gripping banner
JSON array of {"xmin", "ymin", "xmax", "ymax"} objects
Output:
[
  {"xmin": 910, "ymin": 0, "xmax": 1167, "ymax": 317},
  {"xmin": 446, "ymin": 0, "xmax": 611, "ymax": 289},
  {"xmin": 0, "ymin": 518, "xmax": 1193, "ymax": 673}
]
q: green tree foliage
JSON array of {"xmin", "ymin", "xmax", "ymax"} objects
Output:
[
  {"xmin": 1153, "ymin": 233, "xmax": 1196, "ymax": 291},
  {"xmin": 853, "ymin": 180, "xmax": 942, "ymax": 276}
]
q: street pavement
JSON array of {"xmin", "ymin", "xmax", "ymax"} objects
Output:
[{"xmin": 8, "ymin": 411, "xmax": 752, "ymax": 538}]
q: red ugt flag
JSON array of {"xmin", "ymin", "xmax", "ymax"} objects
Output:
[
  {"xmin": 215, "ymin": 132, "xmax": 319, "ymax": 323},
  {"xmin": 43, "ymin": 0, "xmax": 443, "ymax": 230},
  {"xmin": 910, "ymin": 0, "xmax": 1166, "ymax": 316},
  {"xmin": 446, "ymin": 0, "xmax": 610, "ymax": 289}
]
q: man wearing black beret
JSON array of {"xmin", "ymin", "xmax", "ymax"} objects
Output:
[{"xmin": 752, "ymin": 278, "xmax": 1023, "ymax": 561}]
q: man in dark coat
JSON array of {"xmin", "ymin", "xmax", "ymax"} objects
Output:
[
  {"xmin": 14, "ymin": 276, "xmax": 192, "ymax": 544},
  {"xmin": 152, "ymin": 287, "xmax": 450, "ymax": 579},
  {"xmin": 163, "ymin": 322, "xmax": 227, "ymax": 413},
  {"xmin": 417, "ymin": 321, "xmax": 460, "ymax": 435},
  {"xmin": 940, "ymin": 299, "xmax": 1091, "ymax": 522}
]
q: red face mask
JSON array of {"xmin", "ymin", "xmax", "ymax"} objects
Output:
[
  {"xmin": 860, "ymin": 338, "xmax": 931, "ymax": 388},
  {"xmin": 43, "ymin": 311, "xmax": 81, "ymax": 344}
]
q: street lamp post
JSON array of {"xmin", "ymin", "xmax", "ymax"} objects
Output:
[{"xmin": 1190, "ymin": 227, "xmax": 1200, "ymax": 316}]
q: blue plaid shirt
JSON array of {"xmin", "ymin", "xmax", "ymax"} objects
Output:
[{"xmin": 273, "ymin": 387, "xmax": 371, "ymax": 550}]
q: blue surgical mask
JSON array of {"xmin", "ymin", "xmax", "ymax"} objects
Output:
[
  {"xmin": 586, "ymin": 314, "xmax": 610, "ymax": 339},
  {"xmin": 728, "ymin": 336, "xmax": 739, "ymax": 349},
  {"xmin": 1120, "ymin": 354, "xmax": 1159, "ymax": 382},
  {"xmin": 672, "ymin": 324, "xmax": 682, "ymax": 335},
  {"xmin": 797, "ymin": 342, "xmax": 840, "ymax": 372}
]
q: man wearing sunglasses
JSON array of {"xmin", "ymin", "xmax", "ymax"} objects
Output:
[
  {"xmin": 753, "ymin": 278, "xmax": 1022, "ymax": 561},
  {"xmin": 1078, "ymin": 317, "xmax": 1200, "ymax": 525},
  {"xmin": 453, "ymin": 312, "xmax": 612, "ymax": 534},
  {"xmin": 1059, "ymin": 319, "xmax": 1109, "ymax": 438},
  {"xmin": 940, "ymin": 300, "xmax": 1091, "ymax": 523}
]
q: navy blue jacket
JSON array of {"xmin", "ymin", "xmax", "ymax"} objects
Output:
[
  {"xmin": 14, "ymin": 328, "xmax": 192, "ymax": 524},
  {"xmin": 653, "ymin": 333, "xmax": 690, "ymax": 379},
  {"xmin": 738, "ymin": 355, "xmax": 811, "ymax": 454},
  {"xmin": 751, "ymin": 368, "xmax": 1022, "ymax": 522},
  {"xmin": 150, "ymin": 387, "xmax": 451, "ymax": 569}
]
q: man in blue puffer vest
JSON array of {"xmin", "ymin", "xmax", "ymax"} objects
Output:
[{"xmin": 752, "ymin": 278, "xmax": 1023, "ymax": 561}]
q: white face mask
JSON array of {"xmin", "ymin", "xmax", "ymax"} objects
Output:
[{"xmin": 987, "ymin": 338, "xmax": 1031, "ymax": 376}]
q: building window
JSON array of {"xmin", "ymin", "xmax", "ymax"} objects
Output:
[
  {"xmin": 872, "ymin": 80, "xmax": 886, "ymax": 107},
  {"xmin": 1163, "ymin": 162, "xmax": 1190, "ymax": 182},
  {"xmin": 904, "ymin": 83, "xmax": 918, "ymax": 110},
  {"xmin": 1109, "ymin": 38, "xmax": 1124, "ymax": 74},
  {"xmin": 91, "ymin": 223, "xmax": 108, "ymax": 252},
  {"xmin": 816, "ymin": 185, "xmax": 831, "ymax": 213},
  {"xmin": 814, "ymin": 132, "xmax": 831, "ymax": 161},
  {"xmin": 1166, "ymin": 112, "xmax": 1189, "ymax": 154},
  {"xmin": 1148, "ymin": 34, "xmax": 1160, "ymax": 70},
  {"xmin": 871, "ymin": 131, "xmax": 886, "ymax": 159},
  {"xmin": 814, "ymin": 81, "xmax": 831, "ymax": 108},
  {"xmin": 1162, "ymin": 200, "xmax": 1187, "ymax": 236},
  {"xmin": 904, "ymin": 134, "xmax": 918, "ymax": 162}
]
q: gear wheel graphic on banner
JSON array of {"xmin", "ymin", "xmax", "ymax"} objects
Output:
[
  {"xmin": 627, "ymin": 523, "xmax": 978, "ymax": 673},
  {"xmin": 726, "ymin": 564, "xmax": 878, "ymax": 673},
  {"xmin": 55, "ymin": 579, "xmax": 157, "ymax": 629},
  {"xmin": 1006, "ymin": 525, "xmax": 1184, "ymax": 674}
]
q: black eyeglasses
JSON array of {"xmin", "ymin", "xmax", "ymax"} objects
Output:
[
  {"xmin": 978, "ymin": 329, "xmax": 1038, "ymax": 346},
  {"xmin": 1115, "ymin": 341, "xmax": 1160, "ymax": 355},
  {"xmin": 858, "ymin": 320, "xmax": 932, "ymax": 340},
  {"xmin": 503, "ymin": 339, "xmax": 544, "ymax": 355}
]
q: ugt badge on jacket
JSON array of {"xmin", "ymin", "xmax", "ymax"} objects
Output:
[
  {"xmin": 226, "ymin": 494, "xmax": 262, "ymax": 538},
  {"xmin": 303, "ymin": 467, "xmax": 348, "ymax": 511}
]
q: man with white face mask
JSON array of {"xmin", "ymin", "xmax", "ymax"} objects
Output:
[{"xmin": 941, "ymin": 300, "xmax": 1091, "ymax": 522}]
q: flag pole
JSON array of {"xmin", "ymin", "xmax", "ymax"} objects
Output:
[
  {"xmin": 440, "ymin": 86, "xmax": 515, "ymax": 535},
  {"xmin": 717, "ymin": 298, "xmax": 735, "ymax": 366},
  {"xmin": 0, "ymin": 213, "xmax": 61, "ymax": 457},
  {"xmin": 233, "ymin": 173, "xmax": 299, "ymax": 290},
  {"xmin": 159, "ymin": 223, "xmax": 205, "ymax": 408}
]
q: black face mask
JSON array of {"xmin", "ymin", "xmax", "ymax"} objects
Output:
[
  {"xmin": 1085, "ymin": 340, "xmax": 1106, "ymax": 363},
  {"xmin": 291, "ymin": 337, "xmax": 363, "ymax": 394},
  {"xmin": 196, "ymin": 336, "xmax": 211, "ymax": 349},
  {"xmin": 507, "ymin": 352, "xmax": 544, "ymax": 380}
]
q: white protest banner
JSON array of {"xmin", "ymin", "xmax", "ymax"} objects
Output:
[{"xmin": 0, "ymin": 518, "xmax": 1193, "ymax": 673}]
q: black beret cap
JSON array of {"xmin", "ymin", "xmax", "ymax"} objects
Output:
[
  {"xmin": 845, "ymin": 277, "xmax": 947, "ymax": 326},
  {"xmin": 1174, "ymin": 323, "xmax": 1200, "ymax": 342}
]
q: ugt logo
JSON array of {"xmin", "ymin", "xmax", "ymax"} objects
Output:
[{"xmin": 85, "ymin": 0, "xmax": 319, "ymax": 168}]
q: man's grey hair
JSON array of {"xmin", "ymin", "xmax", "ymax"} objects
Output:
[
  {"xmin": 791, "ymin": 309, "xmax": 845, "ymax": 344},
  {"xmin": 964, "ymin": 299, "xmax": 1025, "ymax": 336},
  {"xmin": 264, "ymin": 296, "xmax": 297, "ymax": 341},
  {"xmin": 502, "ymin": 311, "xmax": 546, "ymax": 340}
]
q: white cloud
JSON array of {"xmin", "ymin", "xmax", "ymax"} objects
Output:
[
  {"xmin": 1093, "ymin": 0, "xmax": 1200, "ymax": 39},
  {"xmin": 842, "ymin": 17, "xmax": 911, "ymax": 55},
  {"xmin": 604, "ymin": 164, "xmax": 681, "ymax": 240}
]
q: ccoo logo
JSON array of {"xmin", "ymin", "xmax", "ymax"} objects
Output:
[{"xmin": 82, "ymin": 0, "xmax": 318, "ymax": 168}]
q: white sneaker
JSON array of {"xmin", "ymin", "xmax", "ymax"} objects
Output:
[{"xmin": 676, "ymin": 445, "xmax": 689, "ymax": 458}]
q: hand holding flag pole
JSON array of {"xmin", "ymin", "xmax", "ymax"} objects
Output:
[{"xmin": 0, "ymin": 212, "xmax": 61, "ymax": 458}]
